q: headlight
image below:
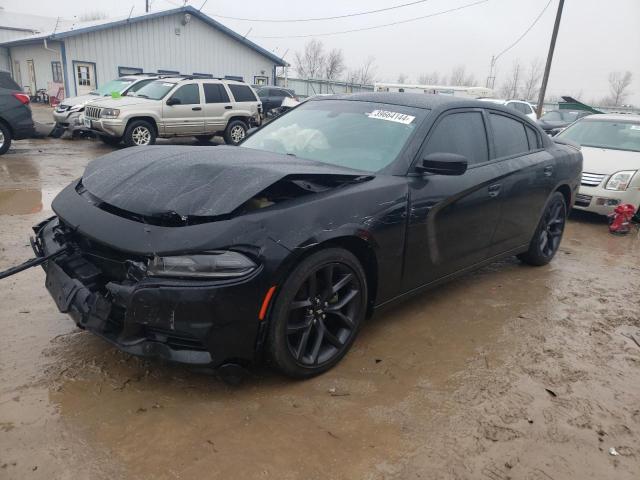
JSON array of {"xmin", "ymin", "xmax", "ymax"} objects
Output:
[
  {"xmin": 101, "ymin": 108, "xmax": 120, "ymax": 119},
  {"xmin": 147, "ymin": 251, "xmax": 257, "ymax": 279},
  {"xmin": 605, "ymin": 170, "xmax": 636, "ymax": 191},
  {"xmin": 56, "ymin": 105, "xmax": 70, "ymax": 112}
]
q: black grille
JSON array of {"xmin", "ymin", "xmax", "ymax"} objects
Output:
[{"xmin": 575, "ymin": 193, "xmax": 592, "ymax": 207}]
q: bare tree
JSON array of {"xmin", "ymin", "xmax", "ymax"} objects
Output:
[
  {"xmin": 521, "ymin": 58, "xmax": 543, "ymax": 101},
  {"xmin": 347, "ymin": 56, "xmax": 377, "ymax": 85},
  {"xmin": 418, "ymin": 72, "xmax": 441, "ymax": 85},
  {"xmin": 324, "ymin": 48, "xmax": 345, "ymax": 81},
  {"xmin": 79, "ymin": 11, "xmax": 108, "ymax": 21},
  {"xmin": 608, "ymin": 71, "xmax": 633, "ymax": 106},
  {"xmin": 397, "ymin": 73, "xmax": 408, "ymax": 84},
  {"xmin": 294, "ymin": 39, "xmax": 325, "ymax": 79},
  {"xmin": 449, "ymin": 65, "xmax": 476, "ymax": 86},
  {"xmin": 499, "ymin": 60, "xmax": 522, "ymax": 99}
]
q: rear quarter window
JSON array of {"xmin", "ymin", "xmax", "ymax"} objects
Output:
[
  {"xmin": 228, "ymin": 84, "xmax": 257, "ymax": 102},
  {"xmin": 489, "ymin": 113, "xmax": 529, "ymax": 157}
]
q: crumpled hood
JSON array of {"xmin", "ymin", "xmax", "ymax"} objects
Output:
[
  {"xmin": 60, "ymin": 94, "xmax": 103, "ymax": 108},
  {"xmin": 80, "ymin": 145, "xmax": 369, "ymax": 218},
  {"xmin": 581, "ymin": 146, "xmax": 640, "ymax": 175}
]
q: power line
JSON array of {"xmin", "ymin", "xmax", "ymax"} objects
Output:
[
  {"xmin": 207, "ymin": 0, "xmax": 433, "ymax": 23},
  {"xmin": 252, "ymin": 0, "xmax": 489, "ymax": 39},
  {"xmin": 494, "ymin": 0, "xmax": 553, "ymax": 62}
]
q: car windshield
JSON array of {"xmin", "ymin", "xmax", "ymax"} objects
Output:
[
  {"xmin": 91, "ymin": 78, "xmax": 135, "ymax": 96},
  {"xmin": 542, "ymin": 110, "xmax": 581, "ymax": 122},
  {"xmin": 242, "ymin": 100, "xmax": 426, "ymax": 172},
  {"xmin": 557, "ymin": 119, "xmax": 640, "ymax": 153},
  {"xmin": 128, "ymin": 81, "xmax": 177, "ymax": 99}
]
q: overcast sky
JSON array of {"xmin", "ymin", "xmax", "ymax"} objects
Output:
[{"xmin": 2, "ymin": 0, "xmax": 639, "ymax": 104}]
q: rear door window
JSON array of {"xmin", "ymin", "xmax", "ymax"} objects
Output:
[
  {"xmin": 489, "ymin": 113, "xmax": 529, "ymax": 157},
  {"xmin": 525, "ymin": 125, "xmax": 539, "ymax": 150},
  {"xmin": 203, "ymin": 83, "xmax": 230, "ymax": 103},
  {"xmin": 424, "ymin": 111, "xmax": 489, "ymax": 165},
  {"xmin": 170, "ymin": 84, "xmax": 200, "ymax": 104},
  {"xmin": 228, "ymin": 84, "xmax": 257, "ymax": 102}
]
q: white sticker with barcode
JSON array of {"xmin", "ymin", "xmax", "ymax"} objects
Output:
[{"xmin": 367, "ymin": 110, "xmax": 415, "ymax": 124}]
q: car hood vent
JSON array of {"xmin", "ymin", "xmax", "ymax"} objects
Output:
[{"xmin": 80, "ymin": 145, "xmax": 370, "ymax": 221}]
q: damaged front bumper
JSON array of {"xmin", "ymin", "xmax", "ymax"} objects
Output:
[{"xmin": 34, "ymin": 217, "xmax": 266, "ymax": 367}]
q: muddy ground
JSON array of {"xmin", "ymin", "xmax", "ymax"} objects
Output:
[{"xmin": 1, "ymin": 116, "xmax": 639, "ymax": 479}]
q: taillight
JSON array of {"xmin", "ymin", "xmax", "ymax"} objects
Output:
[{"xmin": 12, "ymin": 93, "xmax": 30, "ymax": 105}]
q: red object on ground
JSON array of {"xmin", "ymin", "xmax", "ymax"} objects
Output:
[{"xmin": 608, "ymin": 204, "xmax": 636, "ymax": 234}]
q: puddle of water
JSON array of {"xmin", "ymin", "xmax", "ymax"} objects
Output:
[{"xmin": 0, "ymin": 187, "xmax": 59, "ymax": 215}]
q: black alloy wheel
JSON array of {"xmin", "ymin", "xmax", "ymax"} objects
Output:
[
  {"xmin": 518, "ymin": 192, "xmax": 567, "ymax": 266},
  {"xmin": 268, "ymin": 248, "xmax": 367, "ymax": 378}
]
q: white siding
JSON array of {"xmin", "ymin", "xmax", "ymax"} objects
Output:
[
  {"xmin": 8, "ymin": 41, "xmax": 63, "ymax": 92},
  {"xmin": 62, "ymin": 13, "xmax": 276, "ymax": 96}
]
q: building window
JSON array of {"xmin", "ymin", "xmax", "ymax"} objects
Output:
[
  {"xmin": 118, "ymin": 66, "xmax": 143, "ymax": 76},
  {"xmin": 254, "ymin": 76, "xmax": 268, "ymax": 86},
  {"xmin": 77, "ymin": 65, "xmax": 91, "ymax": 86},
  {"xmin": 51, "ymin": 61, "xmax": 63, "ymax": 83}
]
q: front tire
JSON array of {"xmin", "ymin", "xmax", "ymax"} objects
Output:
[
  {"xmin": 268, "ymin": 248, "xmax": 368, "ymax": 378},
  {"xmin": 223, "ymin": 120, "xmax": 247, "ymax": 146},
  {"xmin": 518, "ymin": 192, "xmax": 567, "ymax": 266},
  {"xmin": 123, "ymin": 120, "xmax": 156, "ymax": 147},
  {"xmin": 0, "ymin": 122, "xmax": 12, "ymax": 155}
]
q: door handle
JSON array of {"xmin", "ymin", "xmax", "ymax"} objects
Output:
[
  {"xmin": 225, "ymin": 105, "xmax": 233, "ymax": 110},
  {"xmin": 488, "ymin": 184, "xmax": 502, "ymax": 198},
  {"xmin": 543, "ymin": 165, "xmax": 554, "ymax": 177},
  {"xmin": 192, "ymin": 107, "xmax": 202, "ymax": 111}
]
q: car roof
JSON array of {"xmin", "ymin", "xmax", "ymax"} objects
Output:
[
  {"xmin": 308, "ymin": 92, "xmax": 529, "ymax": 113},
  {"xmin": 582, "ymin": 113, "xmax": 640, "ymax": 122}
]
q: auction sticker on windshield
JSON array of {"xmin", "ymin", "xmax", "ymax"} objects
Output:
[{"xmin": 367, "ymin": 110, "xmax": 415, "ymax": 124}]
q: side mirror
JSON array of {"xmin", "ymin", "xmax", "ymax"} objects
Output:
[
  {"xmin": 417, "ymin": 152, "xmax": 468, "ymax": 176},
  {"xmin": 166, "ymin": 97, "xmax": 180, "ymax": 106}
]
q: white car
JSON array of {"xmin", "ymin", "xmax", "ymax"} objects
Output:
[
  {"xmin": 52, "ymin": 74, "xmax": 159, "ymax": 136},
  {"xmin": 478, "ymin": 98, "xmax": 537, "ymax": 121},
  {"xmin": 555, "ymin": 114, "xmax": 640, "ymax": 216}
]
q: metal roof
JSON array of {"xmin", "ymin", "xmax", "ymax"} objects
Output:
[{"xmin": 0, "ymin": 6, "xmax": 287, "ymax": 66}]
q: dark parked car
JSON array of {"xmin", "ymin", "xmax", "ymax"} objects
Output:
[
  {"xmin": 32, "ymin": 93, "xmax": 581, "ymax": 378},
  {"xmin": 256, "ymin": 86, "xmax": 297, "ymax": 113},
  {"xmin": 0, "ymin": 71, "xmax": 35, "ymax": 154},
  {"xmin": 537, "ymin": 109, "xmax": 592, "ymax": 136}
]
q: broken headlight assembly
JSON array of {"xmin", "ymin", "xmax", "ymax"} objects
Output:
[
  {"xmin": 147, "ymin": 251, "xmax": 257, "ymax": 279},
  {"xmin": 605, "ymin": 170, "xmax": 636, "ymax": 191},
  {"xmin": 101, "ymin": 108, "xmax": 120, "ymax": 119}
]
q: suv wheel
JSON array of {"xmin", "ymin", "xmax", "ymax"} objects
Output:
[
  {"xmin": 224, "ymin": 120, "xmax": 247, "ymax": 146},
  {"xmin": 124, "ymin": 120, "xmax": 156, "ymax": 147},
  {"xmin": 0, "ymin": 122, "xmax": 12, "ymax": 155}
]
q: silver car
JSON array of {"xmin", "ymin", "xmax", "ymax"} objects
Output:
[
  {"xmin": 52, "ymin": 74, "xmax": 159, "ymax": 136},
  {"xmin": 84, "ymin": 76, "xmax": 262, "ymax": 146}
]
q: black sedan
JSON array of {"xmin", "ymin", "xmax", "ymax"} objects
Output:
[
  {"xmin": 33, "ymin": 93, "xmax": 582, "ymax": 378},
  {"xmin": 537, "ymin": 109, "xmax": 592, "ymax": 136}
]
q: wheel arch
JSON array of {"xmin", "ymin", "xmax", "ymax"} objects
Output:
[
  {"xmin": 125, "ymin": 116, "xmax": 158, "ymax": 135},
  {"xmin": 273, "ymin": 235, "xmax": 379, "ymax": 317},
  {"xmin": 227, "ymin": 115, "xmax": 250, "ymax": 127},
  {"xmin": 555, "ymin": 183, "xmax": 572, "ymax": 211},
  {"xmin": 0, "ymin": 116, "xmax": 13, "ymax": 136}
]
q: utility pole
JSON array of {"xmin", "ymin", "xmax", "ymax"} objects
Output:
[
  {"xmin": 536, "ymin": 0, "xmax": 564, "ymax": 118},
  {"xmin": 145, "ymin": 0, "xmax": 149, "ymax": 13}
]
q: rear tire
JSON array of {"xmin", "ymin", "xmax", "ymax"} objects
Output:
[
  {"xmin": 223, "ymin": 120, "xmax": 247, "ymax": 146},
  {"xmin": 518, "ymin": 192, "xmax": 567, "ymax": 266},
  {"xmin": 123, "ymin": 120, "xmax": 156, "ymax": 147},
  {"xmin": 100, "ymin": 135, "xmax": 121, "ymax": 146},
  {"xmin": 0, "ymin": 122, "xmax": 12, "ymax": 155},
  {"xmin": 268, "ymin": 248, "xmax": 367, "ymax": 379}
]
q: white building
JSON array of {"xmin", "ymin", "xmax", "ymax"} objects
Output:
[{"xmin": 0, "ymin": 6, "xmax": 286, "ymax": 99}]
